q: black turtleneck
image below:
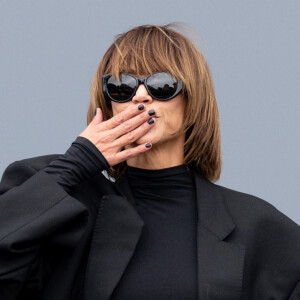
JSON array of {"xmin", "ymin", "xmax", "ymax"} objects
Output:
[
  {"xmin": 43, "ymin": 137, "xmax": 198, "ymax": 299},
  {"xmin": 110, "ymin": 165, "xmax": 198, "ymax": 300}
]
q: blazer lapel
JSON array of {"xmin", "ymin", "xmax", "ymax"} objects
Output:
[
  {"xmin": 84, "ymin": 175, "xmax": 144, "ymax": 300},
  {"xmin": 84, "ymin": 169, "xmax": 245, "ymax": 300},
  {"xmin": 193, "ymin": 170, "xmax": 246, "ymax": 300}
]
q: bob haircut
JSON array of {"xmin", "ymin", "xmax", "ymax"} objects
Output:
[{"xmin": 87, "ymin": 23, "xmax": 222, "ymax": 182}]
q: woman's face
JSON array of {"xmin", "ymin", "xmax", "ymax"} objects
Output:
[{"xmin": 111, "ymin": 80, "xmax": 185, "ymax": 147}]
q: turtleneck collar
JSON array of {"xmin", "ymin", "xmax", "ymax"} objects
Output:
[{"xmin": 127, "ymin": 164, "xmax": 191, "ymax": 179}]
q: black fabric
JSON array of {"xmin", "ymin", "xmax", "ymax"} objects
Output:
[
  {"xmin": 110, "ymin": 165, "xmax": 198, "ymax": 300},
  {"xmin": 43, "ymin": 136, "xmax": 110, "ymax": 193},
  {"xmin": 0, "ymin": 154, "xmax": 300, "ymax": 299},
  {"xmin": 45, "ymin": 137, "xmax": 198, "ymax": 300}
]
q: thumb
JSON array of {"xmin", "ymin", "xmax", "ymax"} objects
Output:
[{"xmin": 92, "ymin": 108, "xmax": 103, "ymax": 124}]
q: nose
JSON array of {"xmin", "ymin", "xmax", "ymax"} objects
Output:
[{"xmin": 131, "ymin": 84, "xmax": 153, "ymax": 104}]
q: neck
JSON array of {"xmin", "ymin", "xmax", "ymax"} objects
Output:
[{"xmin": 126, "ymin": 136, "xmax": 185, "ymax": 170}]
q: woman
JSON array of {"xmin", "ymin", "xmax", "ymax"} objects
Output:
[{"xmin": 0, "ymin": 24, "xmax": 299, "ymax": 300}]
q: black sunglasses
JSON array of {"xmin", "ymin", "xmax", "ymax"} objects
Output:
[{"xmin": 102, "ymin": 71, "xmax": 183, "ymax": 105}]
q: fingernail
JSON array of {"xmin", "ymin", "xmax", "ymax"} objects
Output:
[
  {"xmin": 145, "ymin": 142, "xmax": 152, "ymax": 148},
  {"xmin": 94, "ymin": 108, "xmax": 97, "ymax": 116},
  {"xmin": 148, "ymin": 109, "xmax": 155, "ymax": 116},
  {"xmin": 147, "ymin": 118, "xmax": 154, "ymax": 125},
  {"xmin": 138, "ymin": 104, "xmax": 144, "ymax": 111}
]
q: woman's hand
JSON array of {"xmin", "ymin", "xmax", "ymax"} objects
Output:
[{"xmin": 79, "ymin": 104, "xmax": 156, "ymax": 167}]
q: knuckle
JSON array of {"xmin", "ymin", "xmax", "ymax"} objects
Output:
[
  {"xmin": 99, "ymin": 144, "xmax": 110, "ymax": 153},
  {"xmin": 127, "ymin": 132, "xmax": 135, "ymax": 142},
  {"xmin": 141, "ymin": 122, "xmax": 151, "ymax": 132},
  {"xmin": 122, "ymin": 121, "xmax": 132, "ymax": 131},
  {"xmin": 100, "ymin": 133, "xmax": 113, "ymax": 143},
  {"xmin": 115, "ymin": 114, "xmax": 124, "ymax": 124},
  {"xmin": 134, "ymin": 112, "xmax": 146, "ymax": 123},
  {"xmin": 140, "ymin": 111, "xmax": 149, "ymax": 120},
  {"xmin": 126, "ymin": 149, "xmax": 134, "ymax": 158}
]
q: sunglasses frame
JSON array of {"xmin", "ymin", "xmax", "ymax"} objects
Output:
[{"xmin": 102, "ymin": 71, "xmax": 183, "ymax": 105}]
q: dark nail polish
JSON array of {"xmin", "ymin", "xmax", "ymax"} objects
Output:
[
  {"xmin": 138, "ymin": 104, "xmax": 144, "ymax": 111},
  {"xmin": 147, "ymin": 118, "xmax": 154, "ymax": 125},
  {"xmin": 145, "ymin": 142, "xmax": 152, "ymax": 148},
  {"xmin": 94, "ymin": 108, "xmax": 97, "ymax": 116},
  {"xmin": 148, "ymin": 109, "xmax": 155, "ymax": 116}
]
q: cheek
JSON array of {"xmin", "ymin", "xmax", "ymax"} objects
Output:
[
  {"xmin": 162, "ymin": 111, "xmax": 184, "ymax": 135},
  {"xmin": 167, "ymin": 105, "xmax": 184, "ymax": 128}
]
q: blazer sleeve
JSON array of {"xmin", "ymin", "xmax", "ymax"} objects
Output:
[
  {"xmin": 243, "ymin": 200, "xmax": 300, "ymax": 299},
  {"xmin": 269, "ymin": 208, "xmax": 300, "ymax": 299},
  {"xmin": 289, "ymin": 281, "xmax": 300, "ymax": 299},
  {"xmin": 0, "ymin": 159, "xmax": 89, "ymax": 299}
]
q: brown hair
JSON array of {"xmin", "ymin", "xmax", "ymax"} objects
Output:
[{"xmin": 87, "ymin": 23, "xmax": 222, "ymax": 182}]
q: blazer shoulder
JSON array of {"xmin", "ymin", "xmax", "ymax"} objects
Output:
[
  {"xmin": 13, "ymin": 153, "xmax": 62, "ymax": 171},
  {"xmin": 213, "ymin": 182, "xmax": 300, "ymax": 230},
  {"xmin": 214, "ymin": 183, "xmax": 275, "ymax": 210},
  {"xmin": 0, "ymin": 154, "xmax": 62, "ymax": 194}
]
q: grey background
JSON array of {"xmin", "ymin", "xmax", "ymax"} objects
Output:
[{"xmin": 1, "ymin": 1, "xmax": 299, "ymax": 224}]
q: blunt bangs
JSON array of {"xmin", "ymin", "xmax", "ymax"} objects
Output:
[{"xmin": 105, "ymin": 25, "xmax": 186, "ymax": 87}]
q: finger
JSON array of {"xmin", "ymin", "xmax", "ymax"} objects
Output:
[
  {"xmin": 113, "ymin": 117, "xmax": 156, "ymax": 148},
  {"xmin": 79, "ymin": 108, "xmax": 103, "ymax": 140},
  {"xmin": 93, "ymin": 108, "xmax": 103, "ymax": 124},
  {"xmin": 90, "ymin": 108, "xmax": 103, "ymax": 126},
  {"xmin": 111, "ymin": 110, "xmax": 155, "ymax": 140},
  {"xmin": 109, "ymin": 143, "xmax": 152, "ymax": 166},
  {"xmin": 101, "ymin": 104, "xmax": 145, "ymax": 130}
]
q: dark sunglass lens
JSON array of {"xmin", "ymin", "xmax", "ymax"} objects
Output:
[
  {"xmin": 147, "ymin": 72, "xmax": 178, "ymax": 100},
  {"xmin": 107, "ymin": 74, "xmax": 136, "ymax": 101}
]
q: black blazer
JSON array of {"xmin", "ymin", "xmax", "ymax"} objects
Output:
[{"xmin": 0, "ymin": 154, "xmax": 300, "ymax": 300}]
